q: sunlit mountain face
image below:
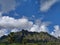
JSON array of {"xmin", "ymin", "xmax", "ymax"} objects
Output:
[
  {"xmin": 0, "ymin": 0, "xmax": 60, "ymax": 45},
  {"xmin": 0, "ymin": 30, "xmax": 60, "ymax": 44}
]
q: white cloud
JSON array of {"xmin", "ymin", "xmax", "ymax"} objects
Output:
[
  {"xmin": 0, "ymin": 0, "xmax": 60, "ymax": 38},
  {"xmin": 30, "ymin": 19, "xmax": 50, "ymax": 32},
  {"xmin": 39, "ymin": 24, "xmax": 49, "ymax": 32},
  {"xmin": 51, "ymin": 25, "xmax": 60, "ymax": 38},
  {"xmin": 0, "ymin": 16, "xmax": 33, "ymax": 37},
  {"xmin": 0, "ymin": 0, "xmax": 17, "ymax": 13},
  {"xmin": 11, "ymin": 28, "xmax": 20, "ymax": 32},
  {"xmin": 0, "ymin": 29, "xmax": 7, "ymax": 37},
  {"xmin": 0, "ymin": 16, "xmax": 33, "ymax": 30},
  {"xmin": 40, "ymin": 0, "xmax": 58, "ymax": 12},
  {"xmin": 30, "ymin": 25, "xmax": 39, "ymax": 32},
  {"xmin": 30, "ymin": 24, "xmax": 49, "ymax": 32},
  {"xmin": 0, "ymin": 14, "xmax": 50, "ymax": 37},
  {"xmin": 0, "ymin": 13, "xmax": 59, "ymax": 38}
]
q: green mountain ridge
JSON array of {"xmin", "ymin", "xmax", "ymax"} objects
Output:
[{"xmin": 0, "ymin": 29, "xmax": 60, "ymax": 45}]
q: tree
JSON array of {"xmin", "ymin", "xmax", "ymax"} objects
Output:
[{"xmin": 8, "ymin": 32, "xmax": 15, "ymax": 43}]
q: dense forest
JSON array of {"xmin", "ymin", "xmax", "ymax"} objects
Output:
[{"xmin": 0, "ymin": 29, "xmax": 60, "ymax": 45}]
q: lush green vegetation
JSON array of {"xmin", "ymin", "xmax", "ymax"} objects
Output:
[
  {"xmin": 0, "ymin": 42, "xmax": 60, "ymax": 45},
  {"xmin": 0, "ymin": 30, "xmax": 60, "ymax": 45}
]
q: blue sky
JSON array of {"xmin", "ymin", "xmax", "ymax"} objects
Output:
[
  {"xmin": 2, "ymin": 0, "xmax": 60, "ymax": 25},
  {"xmin": 0, "ymin": 0, "xmax": 60, "ymax": 37}
]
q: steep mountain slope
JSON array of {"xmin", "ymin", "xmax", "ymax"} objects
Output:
[{"xmin": 0, "ymin": 29, "xmax": 59, "ymax": 43}]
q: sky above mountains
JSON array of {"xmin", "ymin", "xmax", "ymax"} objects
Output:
[{"xmin": 0, "ymin": 0, "xmax": 60, "ymax": 38}]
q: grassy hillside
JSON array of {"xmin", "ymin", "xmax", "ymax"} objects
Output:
[{"xmin": 0, "ymin": 29, "xmax": 60, "ymax": 45}]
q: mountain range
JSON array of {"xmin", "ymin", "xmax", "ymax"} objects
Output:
[{"xmin": 0, "ymin": 29, "xmax": 60, "ymax": 45}]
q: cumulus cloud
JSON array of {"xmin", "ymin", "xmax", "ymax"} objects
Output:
[
  {"xmin": 0, "ymin": 16, "xmax": 33, "ymax": 30},
  {"xmin": 11, "ymin": 28, "xmax": 20, "ymax": 32},
  {"xmin": 51, "ymin": 25, "xmax": 60, "ymax": 38},
  {"xmin": 0, "ymin": 16, "xmax": 49, "ymax": 32},
  {"xmin": 0, "ymin": 29, "xmax": 7, "ymax": 37},
  {"xmin": 30, "ymin": 24, "xmax": 49, "ymax": 32},
  {"xmin": 0, "ymin": 14, "xmax": 59, "ymax": 38},
  {"xmin": 0, "ymin": 16, "xmax": 60, "ymax": 38},
  {"xmin": 40, "ymin": 0, "xmax": 58, "ymax": 12},
  {"xmin": 0, "ymin": 16, "xmax": 33, "ymax": 37},
  {"xmin": 0, "ymin": 0, "xmax": 17, "ymax": 13},
  {"xmin": 30, "ymin": 20, "xmax": 50, "ymax": 32},
  {"xmin": 0, "ymin": 13, "xmax": 50, "ymax": 37}
]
